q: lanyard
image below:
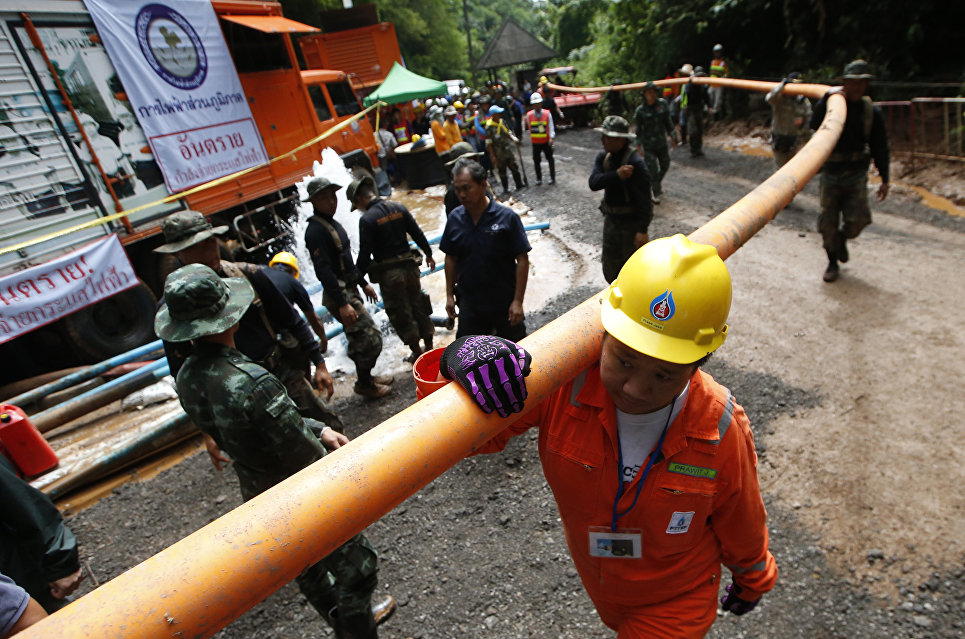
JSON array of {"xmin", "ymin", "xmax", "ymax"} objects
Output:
[{"xmin": 610, "ymin": 396, "xmax": 677, "ymax": 531}]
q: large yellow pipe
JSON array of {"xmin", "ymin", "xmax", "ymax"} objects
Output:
[{"xmin": 20, "ymin": 83, "xmax": 845, "ymax": 639}]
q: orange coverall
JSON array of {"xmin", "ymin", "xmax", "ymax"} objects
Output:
[{"xmin": 477, "ymin": 364, "xmax": 778, "ymax": 637}]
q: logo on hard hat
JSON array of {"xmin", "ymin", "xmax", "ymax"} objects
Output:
[
  {"xmin": 650, "ymin": 290, "xmax": 675, "ymax": 321},
  {"xmin": 135, "ymin": 4, "xmax": 208, "ymax": 90}
]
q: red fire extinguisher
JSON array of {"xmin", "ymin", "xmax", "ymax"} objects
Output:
[{"xmin": 0, "ymin": 404, "xmax": 59, "ymax": 477}]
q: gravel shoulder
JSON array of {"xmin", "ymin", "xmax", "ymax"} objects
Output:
[{"xmin": 65, "ymin": 127, "xmax": 965, "ymax": 638}]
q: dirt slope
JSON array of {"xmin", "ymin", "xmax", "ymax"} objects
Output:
[{"xmin": 65, "ymin": 127, "xmax": 965, "ymax": 638}]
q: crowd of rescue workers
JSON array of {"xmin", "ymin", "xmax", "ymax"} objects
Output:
[{"xmin": 1, "ymin": 49, "xmax": 893, "ymax": 638}]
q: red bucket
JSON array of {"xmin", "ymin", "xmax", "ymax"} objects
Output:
[{"xmin": 412, "ymin": 348, "xmax": 451, "ymax": 400}]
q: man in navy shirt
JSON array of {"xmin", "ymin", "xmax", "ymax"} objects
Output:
[{"xmin": 440, "ymin": 158, "xmax": 531, "ymax": 340}]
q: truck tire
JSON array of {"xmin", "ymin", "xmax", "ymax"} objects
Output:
[{"xmin": 62, "ymin": 279, "xmax": 158, "ymax": 363}]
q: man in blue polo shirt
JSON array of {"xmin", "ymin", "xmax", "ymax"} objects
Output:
[{"xmin": 440, "ymin": 158, "xmax": 531, "ymax": 340}]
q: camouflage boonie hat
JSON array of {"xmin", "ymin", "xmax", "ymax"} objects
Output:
[
  {"xmin": 154, "ymin": 210, "xmax": 228, "ymax": 254},
  {"xmin": 444, "ymin": 141, "xmax": 483, "ymax": 167},
  {"xmin": 302, "ymin": 176, "xmax": 342, "ymax": 202},
  {"xmin": 595, "ymin": 115, "xmax": 635, "ymax": 139},
  {"xmin": 346, "ymin": 175, "xmax": 377, "ymax": 210},
  {"xmin": 643, "ymin": 81, "xmax": 658, "ymax": 93},
  {"xmin": 154, "ymin": 264, "xmax": 254, "ymax": 342},
  {"xmin": 841, "ymin": 59, "xmax": 873, "ymax": 80}
]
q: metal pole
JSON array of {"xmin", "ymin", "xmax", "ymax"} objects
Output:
[{"xmin": 19, "ymin": 82, "xmax": 847, "ymax": 639}]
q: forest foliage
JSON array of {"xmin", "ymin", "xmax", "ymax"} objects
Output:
[{"xmin": 283, "ymin": 0, "xmax": 963, "ymax": 95}]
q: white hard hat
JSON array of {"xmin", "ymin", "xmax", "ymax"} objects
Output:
[{"xmin": 530, "ymin": 93, "xmax": 543, "ymax": 105}]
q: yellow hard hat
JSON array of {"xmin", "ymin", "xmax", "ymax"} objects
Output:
[
  {"xmin": 539, "ymin": 75, "xmax": 549, "ymax": 84},
  {"xmin": 601, "ymin": 235, "xmax": 731, "ymax": 364},
  {"xmin": 269, "ymin": 251, "xmax": 299, "ymax": 279},
  {"xmin": 453, "ymin": 100, "xmax": 465, "ymax": 109},
  {"xmin": 411, "ymin": 133, "xmax": 421, "ymax": 142}
]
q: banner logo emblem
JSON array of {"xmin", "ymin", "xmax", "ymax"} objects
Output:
[{"xmin": 135, "ymin": 3, "xmax": 208, "ymax": 90}]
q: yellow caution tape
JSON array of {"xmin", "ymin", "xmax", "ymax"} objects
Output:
[{"xmin": 0, "ymin": 103, "xmax": 384, "ymax": 257}]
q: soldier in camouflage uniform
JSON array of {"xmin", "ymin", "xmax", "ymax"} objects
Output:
[
  {"xmin": 588, "ymin": 116, "xmax": 653, "ymax": 283},
  {"xmin": 349, "ymin": 176, "xmax": 436, "ymax": 364},
  {"xmin": 765, "ymin": 72, "xmax": 812, "ymax": 168},
  {"xmin": 303, "ymin": 177, "xmax": 393, "ymax": 399},
  {"xmin": 633, "ymin": 81, "xmax": 677, "ymax": 204},
  {"xmin": 154, "ymin": 211, "xmax": 344, "ymax": 432},
  {"xmin": 155, "ymin": 264, "xmax": 394, "ymax": 639},
  {"xmin": 485, "ymin": 105, "xmax": 523, "ymax": 194},
  {"xmin": 809, "ymin": 60, "xmax": 890, "ymax": 283}
]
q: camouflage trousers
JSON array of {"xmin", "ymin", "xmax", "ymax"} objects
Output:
[
  {"xmin": 642, "ymin": 144, "xmax": 671, "ymax": 197},
  {"xmin": 271, "ymin": 348, "xmax": 344, "ymax": 432},
  {"xmin": 323, "ymin": 286, "xmax": 382, "ymax": 384},
  {"xmin": 819, "ymin": 166, "xmax": 872, "ymax": 256},
  {"xmin": 296, "ymin": 532, "xmax": 379, "ymax": 634},
  {"xmin": 493, "ymin": 152, "xmax": 522, "ymax": 190},
  {"xmin": 237, "ymin": 461, "xmax": 378, "ymax": 634},
  {"xmin": 378, "ymin": 263, "xmax": 434, "ymax": 350},
  {"xmin": 602, "ymin": 215, "xmax": 642, "ymax": 284}
]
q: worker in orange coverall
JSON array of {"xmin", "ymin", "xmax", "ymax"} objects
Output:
[{"xmin": 437, "ymin": 235, "xmax": 778, "ymax": 637}]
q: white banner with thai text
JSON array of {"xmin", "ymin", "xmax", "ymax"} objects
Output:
[
  {"xmin": 84, "ymin": 0, "xmax": 268, "ymax": 192},
  {"xmin": 0, "ymin": 235, "xmax": 138, "ymax": 344}
]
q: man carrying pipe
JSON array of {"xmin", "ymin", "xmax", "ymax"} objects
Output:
[
  {"xmin": 154, "ymin": 211, "xmax": 342, "ymax": 431},
  {"xmin": 589, "ymin": 116, "xmax": 653, "ymax": 284},
  {"xmin": 438, "ymin": 235, "xmax": 778, "ymax": 637},
  {"xmin": 809, "ymin": 59, "xmax": 890, "ymax": 283},
  {"xmin": 155, "ymin": 264, "xmax": 395, "ymax": 639}
]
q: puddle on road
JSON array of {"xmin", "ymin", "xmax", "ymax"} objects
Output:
[{"xmin": 289, "ymin": 150, "xmax": 575, "ymax": 383}]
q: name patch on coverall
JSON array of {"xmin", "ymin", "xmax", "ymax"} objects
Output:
[{"xmin": 667, "ymin": 462, "xmax": 718, "ymax": 480}]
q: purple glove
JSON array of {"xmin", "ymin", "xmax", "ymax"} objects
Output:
[
  {"xmin": 720, "ymin": 583, "xmax": 759, "ymax": 616},
  {"xmin": 441, "ymin": 336, "xmax": 532, "ymax": 417}
]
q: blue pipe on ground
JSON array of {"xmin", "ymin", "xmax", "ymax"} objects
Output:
[{"xmin": 5, "ymin": 341, "xmax": 163, "ymax": 407}]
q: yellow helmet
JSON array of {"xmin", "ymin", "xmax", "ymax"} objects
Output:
[
  {"xmin": 539, "ymin": 75, "xmax": 549, "ymax": 85},
  {"xmin": 269, "ymin": 251, "xmax": 299, "ymax": 279},
  {"xmin": 453, "ymin": 100, "xmax": 465, "ymax": 109},
  {"xmin": 601, "ymin": 235, "xmax": 731, "ymax": 364},
  {"xmin": 411, "ymin": 133, "xmax": 421, "ymax": 142}
]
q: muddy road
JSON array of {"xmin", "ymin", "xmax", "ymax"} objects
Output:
[{"xmin": 65, "ymin": 127, "xmax": 965, "ymax": 638}]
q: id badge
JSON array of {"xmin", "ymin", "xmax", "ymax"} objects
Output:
[{"xmin": 588, "ymin": 526, "xmax": 642, "ymax": 559}]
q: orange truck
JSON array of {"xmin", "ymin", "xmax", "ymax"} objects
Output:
[
  {"xmin": 299, "ymin": 21, "xmax": 404, "ymax": 98},
  {"xmin": 0, "ymin": 0, "xmax": 382, "ymax": 380}
]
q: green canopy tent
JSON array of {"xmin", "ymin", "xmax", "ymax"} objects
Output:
[{"xmin": 363, "ymin": 62, "xmax": 447, "ymax": 107}]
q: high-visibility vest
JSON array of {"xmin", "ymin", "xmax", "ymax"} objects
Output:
[
  {"xmin": 527, "ymin": 109, "xmax": 550, "ymax": 143},
  {"xmin": 710, "ymin": 58, "xmax": 727, "ymax": 78},
  {"xmin": 393, "ymin": 124, "xmax": 410, "ymax": 144}
]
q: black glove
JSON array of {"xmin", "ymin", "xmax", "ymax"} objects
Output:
[
  {"xmin": 441, "ymin": 336, "xmax": 532, "ymax": 417},
  {"xmin": 719, "ymin": 583, "xmax": 759, "ymax": 616}
]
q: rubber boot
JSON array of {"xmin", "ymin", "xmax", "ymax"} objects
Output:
[
  {"xmin": 534, "ymin": 164, "xmax": 542, "ymax": 186},
  {"xmin": 405, "ymin": 341, "xmax": 423, "ymax": 364},
  {"xmin": 333, "ymin": 608, "xmax": 378, "ymax": 639},
  {"xmin": 500, "ymin": 177, "xmax": 509, "ymax": 193},
  {"xmin": 548, "ymin": 159, "xmax": 556, "ymax": 184},
  {"xmin": 512, "ymin": 169, "xmax": 523, "ymax": 191},
  {"xmin": 823, "ymin": 249, "xmax": 839, "ymax": 282}
]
